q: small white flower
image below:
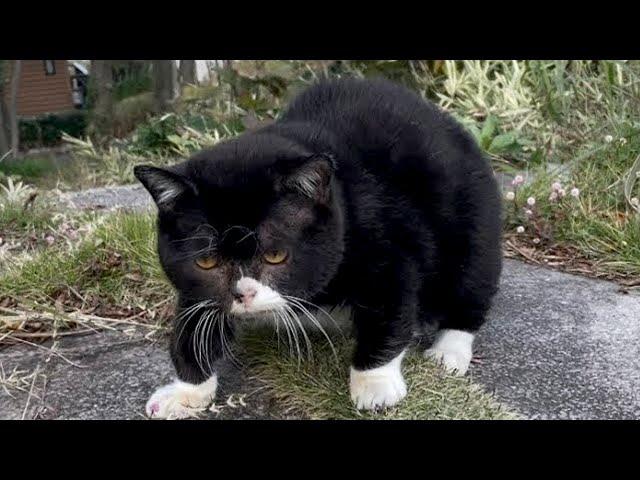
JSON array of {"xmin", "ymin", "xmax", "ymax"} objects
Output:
[
  {"xmin": 570, "ymin": 188, "xmax": 580, "ymax": 198},
  {"xmin": 630, "ymin": 197, "xmax": 639, "ymax": 207},
  {"xmin": 512, "ymin": 175, "xmax": 525, "ymax": 187},
  {"xmin": 525, "ymin": 209, "xmax": 533, "ymax": 216},
  {"xmin": 526, "ymin": 196, "xmax": 536, "ymax": 206},
  {"xmin": 557, "ymin": 188, "xmax": 566, "ymax": 198},
  {"xmin": 605, "ymin": 135, "xmax": 614, "ymax": 143},
  {"xmin": 516, "ymin": 226, "xmax": 525, "ymax": 233},
  {"xmin": 551, "ymin": 182, "xmax": 562, "ymax": 192},
  {"xmin": 619, "ymin": 137, "xmax": 627, "ymax": 146},
  {"xmin": 505, "ymin": 191, "xmax": 515, "ymax": 201},
  {"xmin": 549, "ymin": 191, "xmax": 558, "ymax": 202},
  {"xmin": 533, "ymin": 238, "xmax": 541, "ymax": 244}
]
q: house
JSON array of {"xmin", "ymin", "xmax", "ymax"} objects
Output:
[
  {"xmin": 2, "ymin": 60, "xmax": 82, "ymax": 119},
  {"xmin": 3, "ymin": 60, "xmax": 225, "ymax": 119}
]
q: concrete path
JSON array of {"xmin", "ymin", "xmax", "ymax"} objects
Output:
[{"xmin": 2, "ymin": 259, "xmax": 639, "ymax": 420}]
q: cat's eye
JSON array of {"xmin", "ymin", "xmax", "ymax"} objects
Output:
[
  {"xmin": 263, "ymin": 249, "xmax": 288, "ymax": 265},
  {"xmin": 195, "ymin": 256, "xmax": 218, "ymax": 269}
]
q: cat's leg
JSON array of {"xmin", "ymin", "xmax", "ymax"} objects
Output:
[
  {"xmin": 349, "ymin": 268, "xmax": 418, "ymax": 411},
  {"xmin": 425, "ymin": 190, "xmax": 502, "ymax": 377},
  {"xmin": 424, "ymin": 260, "xmax": 500, "ymax": 377},
  {"xmin": 146, "ymin": 306, "xmax": 232, "ymax": 419}
]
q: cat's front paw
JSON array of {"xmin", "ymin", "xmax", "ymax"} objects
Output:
[
  {"xmin": 349, "ymin": 352, "xmax": 407, "ymax": 411},
  {"xmin": 145, "ymin": 375, "xmax": 217, "ymax": 420},
  {"xmin": 425, "ymin": 329, "xmax": 474, "ymax": 376}
]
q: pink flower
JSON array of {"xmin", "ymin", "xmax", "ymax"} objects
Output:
[
  {"xmin": 45, "ymin": 234, "xmax": 55, "ymax": 246},
  {"xmin": 512, "ymin": 175, "xmax": 524, "ymax": 187},
  {"xmin": 527, "ymin": 196, "xmax": 536, "ymax": 206},
  {"xmin": 570, "ymin": 188, "xmax": 580, "ymax": 198},
  {"xmin": 549, "ymin": 191, "xmax": 558, "ymax": 202},
  {"xmin": 551, "ymin": 182, "xmax": 562, "ymax": 192},
  {"xmin": 505, "ymin": 191, "xmax": 515, "ymax": 201},
  {"xmin": 557, "ymin": 188, "xmax": 566, "ymax": 198},
  {"xmin": 516, "ymin": 226, "xmax": 525, "ymax": 233}
]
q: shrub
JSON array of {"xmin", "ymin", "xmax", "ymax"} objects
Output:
[
  {"xmin": 112, "ymin": 92, "xmax": 154, "ymax": 138},
  {"xmin": 19, "ymin": 111, "xmax": 88, "ymax": 148}
]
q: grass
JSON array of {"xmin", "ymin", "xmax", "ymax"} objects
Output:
[
  {"xmin": 0, "ymin": 156, "xmax": 58, "ymax": 180},
  {"xmin": 503, "ymin": 121, "xmax": 640, "ymax": 280},
  {"xmin": 241, "ymin": 328, "xmax": 516, "ymax": 420},
  {"xmin": 1, "ymin": 212, "xmax": 170, "ymax": 308}
]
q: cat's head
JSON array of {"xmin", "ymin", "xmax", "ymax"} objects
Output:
[{"xmin": 134, "ymin": 132, "xmax": 344, "ymax": 319}]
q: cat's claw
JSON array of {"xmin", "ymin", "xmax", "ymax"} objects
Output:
[
  {"xmin": 350, "ymin": 351, "xmax": 407, "ymax": 411},
  {"xmin": 145, "ymin": 376, "xmax": 217, "ymax": 420}
]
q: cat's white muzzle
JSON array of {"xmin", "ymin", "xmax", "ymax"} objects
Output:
[{"xmin": 229, "ymin": 276, "xmax": 287, "ymax": 316}]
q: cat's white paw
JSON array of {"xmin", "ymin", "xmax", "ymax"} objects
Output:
[
  {"xmin": 425, "ymin": 329, "xmax": 474, "ymax": 376},
  {"xmin": 145, "ymin": 375, "xmax": 217, "ymax": 420},
  {"xmin": 350, "ymin": 351, "xmax": 407, "ymax": 410}
]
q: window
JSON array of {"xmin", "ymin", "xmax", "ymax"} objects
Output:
[{"xmin": 43, "ymin": 60, "xmax": 56, "ymax": 75}]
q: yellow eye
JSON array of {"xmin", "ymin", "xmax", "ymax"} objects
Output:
[
  {"xmin": 263, "ymin": 249, "xmax": 288, "ymax": 265},
  {"xmin": 195, "ymin": 256, "xmax": 218, "ymax": 269}
]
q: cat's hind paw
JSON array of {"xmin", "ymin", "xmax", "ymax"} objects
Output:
[
  {"xmin": 425, "ymin": 329, "xmax": 474, "ymax": 376},
  {"xmin": 349, "ymin": 351, "xmax": 407, "ymax": 411},
  {"xmin": 145, "ymin": 375, "xmax": 217, "ymax": 420}
]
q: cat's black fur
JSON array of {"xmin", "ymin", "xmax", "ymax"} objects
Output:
[{"xmin": 135, "ymin": 78, "xmax": 502, "ymax": 384}]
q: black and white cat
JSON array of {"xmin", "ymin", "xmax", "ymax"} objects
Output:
[{"xmin": 135, "ymin": 77, "xmax": 502, "ymax": 419}]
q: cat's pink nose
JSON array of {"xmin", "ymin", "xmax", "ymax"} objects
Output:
[{"xmin": 232, "ymin": 286, "xmax": 257, "ymax": 305}]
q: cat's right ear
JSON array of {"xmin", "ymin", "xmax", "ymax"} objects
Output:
[{"xmin": 134, "ymin": 165, "xmax": 197, "ymax": 210}]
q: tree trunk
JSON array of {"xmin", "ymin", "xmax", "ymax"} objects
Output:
[
  {"xmin": 152, "ymin": 60, "xmax": 178, "ymax": 114},
  {"xmin": 9, "ymin": 60, "xmax": 22, "ymax": 156},
  {"xmin": 0, "ymin": 93, "xmax": 8, "ymax": 157},
  {"xmin": 89, "ymin": 60, "xmax": 115, "ymax": 139},
  {"xmin": 179, "ymin": 60, "xmax": 197, "ymax": 86},
  {"xmin": 0, "ymin": 105, "xmax": 9, "ymax": 157},
  {"xmin": 0, "ymin": 60, "xmax": 9, "ymax": 157}
]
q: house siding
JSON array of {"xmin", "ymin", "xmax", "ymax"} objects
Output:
[{"xmin": 4, "ymin": 60, "xmax": 75, "ymax": 117}]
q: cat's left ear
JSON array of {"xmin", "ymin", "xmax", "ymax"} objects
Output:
[
  {"xmin": 134, "ymin": 165, "xmax": 197, "ymax": 210},
  {"xmin": 281, "ymin": 153, "xmax": 336, "ymax": 204}
]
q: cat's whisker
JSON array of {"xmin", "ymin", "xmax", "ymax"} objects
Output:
[
  {"xmin": 284, "ymin": 295, "xmax": 346, "ymax": 338},
  {"xmin": 204, "ymin": 310, "xmax": 217, "ymax": 376},
  {"xmin": 279, "ymin": 308, "xmax": 302, "ymax": 366},
  {"xmin": 220, "ymin": 313, "xmax": 241, "ymax": 368},
  {"xmin": 192, "ymin": 309, "xmax": 207, "ymax": 376},
  {"xmin": 283, "ymin": 304, "xmax": 313, "ymax": 362},
  {"xmin": 169, "ymin": 235, "xmax": 216, "ymax": 245},
  {"xmin": 175, "ymin": 300, "xmax": 216, "ymax": 345},
  {"xmin": 174, "ymin": 247, "xmax": 217, "ymax": 262},
  {"xmin": 274, "ymin": 310, "xmax": 295, "ymax": 358},
  {"xmin": 285, "ymin": 298, "xmax": 339, "ymax": 363}
]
